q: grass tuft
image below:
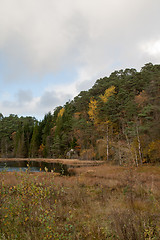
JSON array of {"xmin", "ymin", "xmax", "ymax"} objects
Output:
[{"xmin": 0, "ymin": 164, "xmax": 160, "ymax": 239}]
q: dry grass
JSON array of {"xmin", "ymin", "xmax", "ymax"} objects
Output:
[
  {"xmin": 0, "ymin": 164, "xmax": 160, "ymax": 239},
  {"xmin": 0, "ymin": 158, "xmax": 104, "ymax": 167}
]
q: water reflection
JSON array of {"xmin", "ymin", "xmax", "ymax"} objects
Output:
[{"xmin": 0, "ymin": 160, "xmax": 69, "ymax": 175}]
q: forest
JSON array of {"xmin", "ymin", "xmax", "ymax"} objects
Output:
[{"xmin": 0, "ymin": 62, "xmax": 160, "ymax": 165}]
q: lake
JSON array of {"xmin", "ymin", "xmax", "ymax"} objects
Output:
[{"xmin": 0, "ymin": 160, "xmax": 69, "ymax": 175}]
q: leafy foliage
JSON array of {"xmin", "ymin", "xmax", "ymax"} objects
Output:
[{"xmin": 0, "ymin": 63, "xmax": 160, "ymax": 163}]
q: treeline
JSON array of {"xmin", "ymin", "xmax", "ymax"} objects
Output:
[{"xmin": 0, "ymin": 63, "xmax": 160, "ymax": 165}]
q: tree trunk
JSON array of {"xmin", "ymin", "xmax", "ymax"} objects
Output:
[
  {"xmin": 136, "ymin": 124, "xmax": 142, "ymax": 165},
  {"xmin": 106, "ymin": 122, "xmax": 109, "ymax": 161}
]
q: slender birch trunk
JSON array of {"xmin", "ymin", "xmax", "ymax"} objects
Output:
[
  {"xmin": 134, "ymin": 149, "xmax": 138, "ymax": 167},
  {"xmin": 136, "ymin": 123, "xmax": 142, "ymax": 165},
  {"xmin": 106, "ymin": 122, "xmax": 109, "ymax": 161},
  {"xmin": 118, "ymin": 134, "xmax": 122, "ymax": 165},
  {"xmin": 122, "ymin": 120, "xmax": 134, "ymax": 165}
]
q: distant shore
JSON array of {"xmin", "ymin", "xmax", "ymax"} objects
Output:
[{"xmin": 0, "ymin": 158, "xmax": 105, "ymax": 167}]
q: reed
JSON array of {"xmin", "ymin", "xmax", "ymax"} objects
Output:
[{"xmin": 0, "ymin": 164, "xmax": 160, "ymax": 239}]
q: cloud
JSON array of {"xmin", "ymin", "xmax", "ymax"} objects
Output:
[
  {"xmin": 0, "ymin": 0, "xmax": 88, "ymax": 76},
  {"xmin": 141, "ymin": 39, "xmax": 160, "ymax": 61},
  {"xmin": 0, "ymin": 0, "xmax": 160, "ymax": 118},
  {"xmin": 1, "ymin": 0, "xmax": 159, "ymax": 77},
  {"xmin": 0, "ymin": 89, "xmax": 37, "ymax": 117},
  {"xmin": 16, "ymin": 90, "xmax": 33, "ymax": 104},
  {"xmin": 38, "ymin": 89, "xmax": 72, "ymax": 108},
  {"xmin": 0, "ymin": 87, "xmax": 74, "ymax": 119}
]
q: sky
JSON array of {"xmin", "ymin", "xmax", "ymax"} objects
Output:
[{"xmin": 0, "ymin": 0, "xmax": 160, "ymax": 120}]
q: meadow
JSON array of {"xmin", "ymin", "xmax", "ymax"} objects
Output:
[{"xmin": 0, "ymin": 163, "xmax": 160, "ymax": 239}]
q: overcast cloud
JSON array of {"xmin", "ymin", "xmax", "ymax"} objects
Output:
[{"xmin": 0, "ymin": 0, "xmax": 160, "ymax": 119}]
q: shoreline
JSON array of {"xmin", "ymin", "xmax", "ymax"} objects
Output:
[{"xmin": 0, "ymin": 158, "xmax": 105, "ymax": 167}]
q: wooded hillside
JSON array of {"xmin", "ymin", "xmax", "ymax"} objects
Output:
[{"xmin": 0, "ymin": 63, "xmax": 160, "ymax": 165}]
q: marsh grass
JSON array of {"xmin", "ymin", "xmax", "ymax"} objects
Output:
[{"xmin": 0, "ymin": 164, "xmax": 160, "ymax": 239}]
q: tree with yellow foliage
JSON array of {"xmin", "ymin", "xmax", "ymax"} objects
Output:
[
  {"xmin": 88, "ymin": 86, "xmax": 116, "ymax": 161},
  {"xmin": 88, "ymin": 97, "xmax": 99, "ymax": 124},
  {"xmin": 100, "ymin": 85, "xmax": 116, "ymax": 103},
  {"xmin": 148, "ymin": 140, "xmax": 160, "ymax": 162},
  {"xmin": 57, "ymin": 108, "xmax": 65, "ymax": 119}
]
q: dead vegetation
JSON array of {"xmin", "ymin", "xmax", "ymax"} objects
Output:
[{"xmin": 0, "ymin": 164, "xmax": 160, "ymax": 239}]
